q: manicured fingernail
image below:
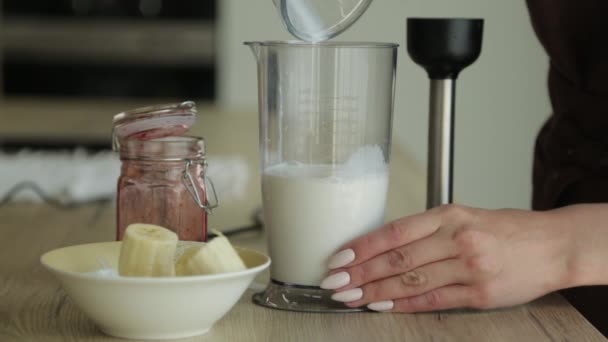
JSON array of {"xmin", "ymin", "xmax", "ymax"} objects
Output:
[
  {"xmin": 328, "ymin": 249, "xmax": 356, "ymax": 269},
  {"xmin": 320, "ymin": 271, "xmax": 350, "ymax": 290},
  {"xmin": 367, "ymin": 300, "xmax": 394, "ymax": 312},
  {"xmin": 331, "ymin": 288, "xmax": 363, "ymax": 302}
]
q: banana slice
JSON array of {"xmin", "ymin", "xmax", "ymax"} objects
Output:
[
  {"xmin": 118, "ymin": 223, "xmax": 179, "ymax": 277},
  {"xmin": 175, "ymin": 231, "xmax": 246, "ymax": 276}
]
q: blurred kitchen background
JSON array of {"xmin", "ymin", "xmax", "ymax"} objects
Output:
[{"xmin": 0, "ymin": 0, "xmax": 551, "ymax": 225}]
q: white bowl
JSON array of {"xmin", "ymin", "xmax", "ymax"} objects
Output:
[{"xmin": 41, "ymin": 241, "xmax": 270, "ymax": 340}]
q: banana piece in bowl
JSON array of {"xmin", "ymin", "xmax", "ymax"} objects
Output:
[
  {"xmin": 176, "ymin": 231, "xmax": 246, "ymax": 276},
  {"xmin": 118, "ymin": 223, "xmax": 178, "ymax": 277}
]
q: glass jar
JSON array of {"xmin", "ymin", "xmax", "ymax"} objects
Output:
[{"xmin": 116, "ymin": 136, "xmax": 217, "ymax": 241}]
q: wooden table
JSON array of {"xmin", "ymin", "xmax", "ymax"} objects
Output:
[{"xmin": 0, "ymin": 203, "xmax": 605, "ymax": 342}]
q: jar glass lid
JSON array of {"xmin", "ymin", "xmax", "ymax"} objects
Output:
[
  {"xmin": 273, "ymin": 0, "xmax": 373, "ymax": 42},
  {"xmin": 112, "ymin": 101, "xmax": 197, "ymax": 151}
]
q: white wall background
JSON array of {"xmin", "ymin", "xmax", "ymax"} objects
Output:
[{"xmin": 218, "ymin": 0, "xmax": 551, "ymax": 210}]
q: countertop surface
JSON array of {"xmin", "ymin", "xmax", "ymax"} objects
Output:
[{"xmin": 0, "ymin": 202, "xmax": 606, "ymax": 342}]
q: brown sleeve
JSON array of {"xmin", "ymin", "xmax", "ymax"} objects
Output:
[{"xmin": 527, "ymin": 0, "xmax": 608, "ymax": 210}]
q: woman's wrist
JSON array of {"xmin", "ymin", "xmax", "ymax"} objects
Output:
[
  {"xmin": 528, "ymin": 208, "xmax": 577, "ymax": 292},
  {"xmin": 547, "ymin": 204, "xmax": 608, "ymax": 289}
]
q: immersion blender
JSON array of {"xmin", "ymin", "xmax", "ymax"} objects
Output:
[{"xmin": 407, "ymin": 18, "xmax": 484, "ymax": 208}]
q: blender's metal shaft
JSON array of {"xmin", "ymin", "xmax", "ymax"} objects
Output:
[{"xmin": 427, "ymin": 79, "xmax": 455, "ymax": 209}]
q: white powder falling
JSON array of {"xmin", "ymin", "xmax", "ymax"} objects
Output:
[{"xmin": 340, "ymin": 144, "xmax": 387, "ymax": 177}]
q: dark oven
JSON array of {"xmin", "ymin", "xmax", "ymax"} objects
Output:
[{"xmin": 1, "ymin": 0, "xmax": 217, "ymax": 99}]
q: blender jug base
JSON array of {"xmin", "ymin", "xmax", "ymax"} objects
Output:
[{"xmin": 252, "ymin": 280, "xmax": 367, "ymax": 313}]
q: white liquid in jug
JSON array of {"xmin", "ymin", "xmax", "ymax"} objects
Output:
[{"xmin": 262, "ymin": 145, "xmax": 389, "ymax": 286}]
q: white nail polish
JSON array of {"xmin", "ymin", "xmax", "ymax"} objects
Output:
[
  {"xmin": 331, "ymin": 288, "xmax": 363, "ymax": 302},
  {"xmin": 367, "ymin": 301, "xmax": 394, "ymax": 312},
  {"xmin": 328, "ymin": 249, "xmax": 356, "ymax": 269},
  {"xmin": 320, "ymin": 272, "xmax": 350, "ymax": 290}
]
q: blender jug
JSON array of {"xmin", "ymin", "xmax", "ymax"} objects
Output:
[{"xmin": 246, "ymin": 41, "xmax": 398, "ymax": 312}]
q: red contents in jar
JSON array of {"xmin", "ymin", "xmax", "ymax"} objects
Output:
[{"xmin": 115, "ymin": 138, "xmax": 208, "ymax": 242}]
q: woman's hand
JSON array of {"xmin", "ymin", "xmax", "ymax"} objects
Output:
[{"xmin": 320, "ymin": 204, "xmax": 577, "ymax": 312}]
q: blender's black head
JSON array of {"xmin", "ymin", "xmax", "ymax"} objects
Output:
[{"xmin": 407, "ymin": 18, "xmax": 484, "ymax": 79}]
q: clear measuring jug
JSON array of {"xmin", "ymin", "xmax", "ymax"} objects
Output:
[{"xmin": 246, "ymin": 41, "xmax": 398, "ymax": 312}]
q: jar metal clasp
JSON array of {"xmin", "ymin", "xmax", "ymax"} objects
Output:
[{"xmin": 182, "ymin": 159, "xmax": 219, "ymax": 213}]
